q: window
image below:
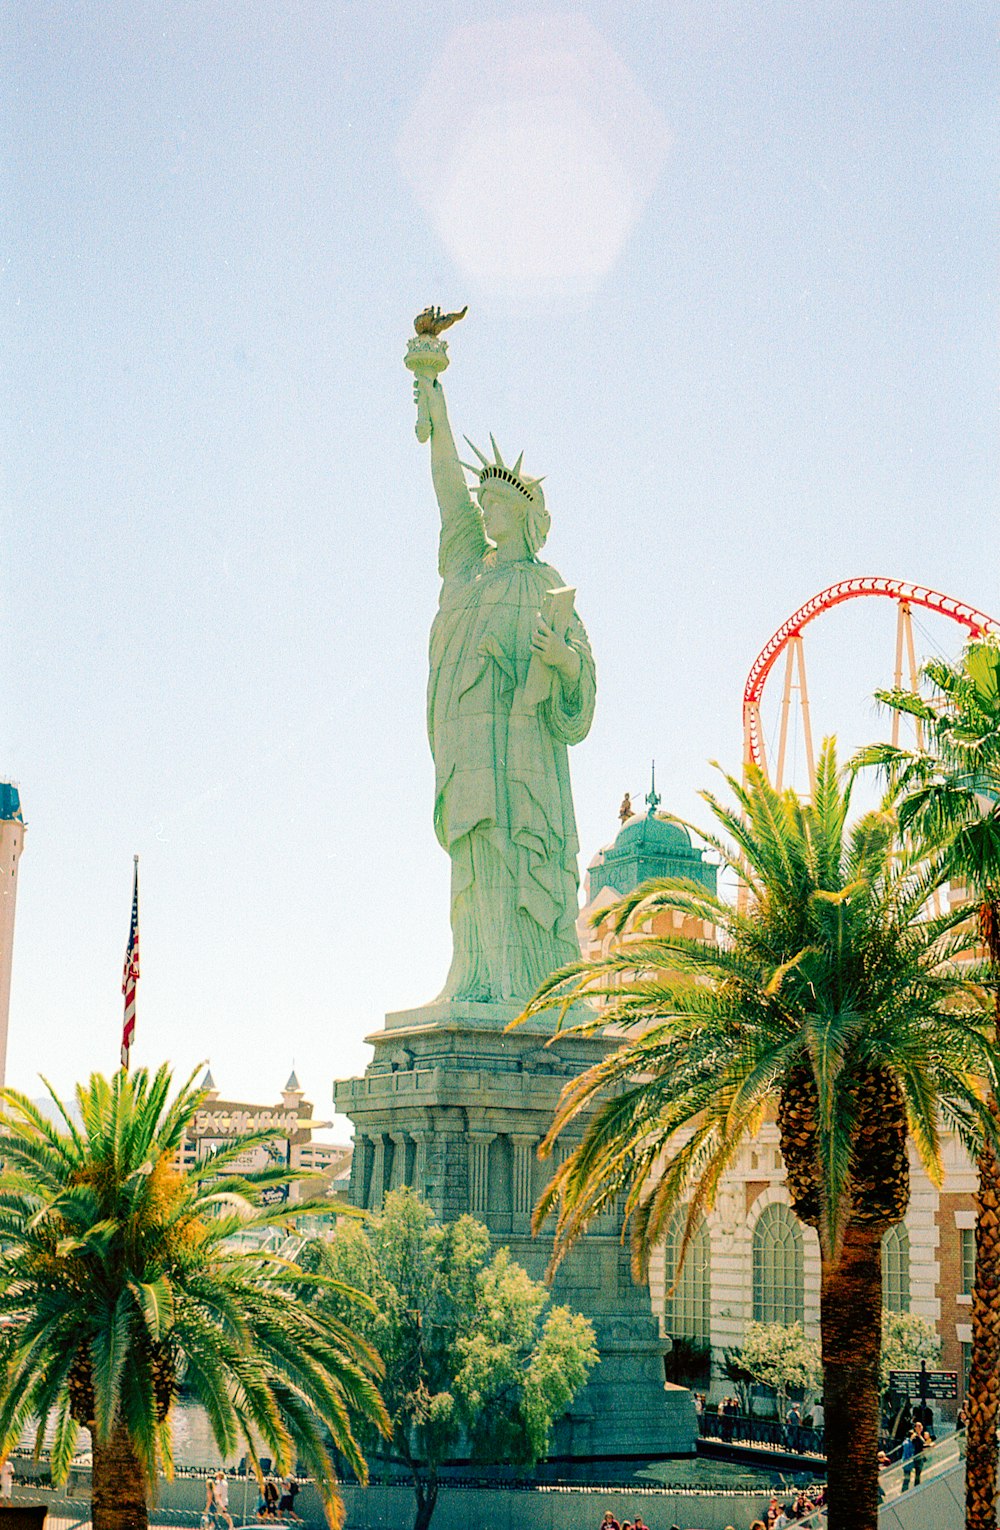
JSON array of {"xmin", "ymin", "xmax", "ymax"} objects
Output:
[
  {"xmin": 882, "ymin": 1224, "xmax": 910, "ymax": 1313},
  {"xmin": 961, "ymin": 1228, "xmax": 975, "ymax": 1297},
  {"xmin": 752, "ymin": 1202, "xmax": 804, "ymax": 1325},
  {"xmin": 663, "ymin": 1208, "xmax": 711, "ymax": 1343}
]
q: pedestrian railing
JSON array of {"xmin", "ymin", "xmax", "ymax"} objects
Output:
[
  {"xmin": 762, "ymin": 1429, "xmax": 967, "ymax": 1530},
  {"xmin": 698, "ymin": 1409, "xmax": 826, "ymax": 1456},
  {"xmin": 877, "ymin": 1426, "xmax": 965, "ymax": 1505},
  {"xmin": 22, "ymin": 1501, "xmax": 210, "ymax": 1529}
]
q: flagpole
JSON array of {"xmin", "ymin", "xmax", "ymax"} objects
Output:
[{"xmin": 121, "ymin": 854, "xmax": 140, "ymax": 1073}]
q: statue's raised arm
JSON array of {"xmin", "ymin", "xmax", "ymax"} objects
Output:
[
  {"xmin": 405, "ymin": 310, "xmax": 486, "ymax": 579},
  {"xmin": 417, "ymin": 376, "xmax": 489, "ymax": 579}
]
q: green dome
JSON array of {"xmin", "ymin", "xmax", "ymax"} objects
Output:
[
  {"xmin": 588, "ymin": 809, "xmax": 716, "ymax": 902},
  {"xmin": 613, "ymin": 813, "xmax": 693, "ymax": 858}
]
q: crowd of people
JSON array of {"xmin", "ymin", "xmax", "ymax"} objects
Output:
[
  {"xmin": 897, "ymin": 1418, "xmax": 935, "ymax": 1492},
  {"xmin": 201, "ymin": 1468, "xmax": 303, "ymax": 1526},
  {"xmin": 599, "ymin": 1508, "xmax": 654, "ymax": 1530},
  {"xmin": 599, "ymin": 1489, "xmax": 827, "ymax": 1530},
  {"xmin": 693, "ymin": 1391, "xmax": 824, "ymax": 1455},
  {"xmin": 755, "ymin": 1486, "xmax": 826, "ymax": 1526}
]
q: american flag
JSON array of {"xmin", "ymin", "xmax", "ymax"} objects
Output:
[{"xmin": 121, "ymin": 855, "xmax": 140, "ymax": 1069}]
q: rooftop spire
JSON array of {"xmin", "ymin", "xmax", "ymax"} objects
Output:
[{"xmin": 645, "ymin": 760, "xmax": 661, "ymax": 817}]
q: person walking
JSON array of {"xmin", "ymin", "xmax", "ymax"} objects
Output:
[
  {"xmin": 213, "ymin": 1471, "xmax": 230, "ymax": 1518},
  {"xmin": 255, "ymin": 1476, "xmax": 280, "ymax": 1520},
  {"xmin": 901, "ymin": 1430, "xmax": 915, "ymax": 1491},
  {"xmin": 278, "ymin": 1476, "xmax": 302, "ymax": 1521},
  {"xmin": 911, "ymin": 1421, "xmax": 929, "ymax": 1486},
  {"xmin": 203, "ymin": 1476, "xmax": 234, "ymax": 1530}
]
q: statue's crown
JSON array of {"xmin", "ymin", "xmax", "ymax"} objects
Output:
[{"xmin": 461, "ymin": 436, "xmax": 544, "ymax": 506}]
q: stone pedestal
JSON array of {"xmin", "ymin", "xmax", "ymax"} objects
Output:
[{"xmin": 335, "ymin": 1000, "xmax": 696, "ymax": 1460}]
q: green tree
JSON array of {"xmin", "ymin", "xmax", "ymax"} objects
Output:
[
  {"xmin": 738, "ymin": 1321, "xmax": 821, "ymax": 1418},
  {"xmin": 515, "ymin": 741, "xmax": 995, "ymax": 1530},
  {"xmin": 0, "ymin": 1067, "xmax": 388, "ymax": 1530},
  {"xmin": 302, "ymin": 1189, "xmax": 597, "ymax": 1530},
  {"xmin": 880, "ymin": 1311, "xmax": 940, "ymax": 1393},
  {"xmin": 858, "ymin": 634, "xmax": 1000, "ymax": 1530}
]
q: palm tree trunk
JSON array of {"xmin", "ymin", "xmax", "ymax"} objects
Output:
[
  {"xmin": 966, "ymin": 1090, "xmax": 1000, "ymax": 1530},
  {"xmin": 90, "ymin": 1422, "xmax": 149, "ymax": 1530},
  {"xmin": 821, "ymin": 1220, "xmax": 883, "ymax": 1530}
]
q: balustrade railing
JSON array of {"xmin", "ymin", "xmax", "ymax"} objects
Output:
[{"xmin": 698, "ymin": 1408, "xmax": 825, "ymax": 1456}]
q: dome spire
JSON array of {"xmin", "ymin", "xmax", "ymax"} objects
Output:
[{"xmin": 645, "ymin": 760, "xmax": 661, "ymax": 817}]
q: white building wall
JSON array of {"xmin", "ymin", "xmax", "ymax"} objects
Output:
[
  {"xmin": 647, "ymin": 1118, "xmax": 979, "ymax": 1399},
  {"xmin": 648, "ymin": 1121, "xmax": 822, "ymax": 1375},
  {"xmin": 0, "ymin": 815, "xmax": 25, "ymax": 1091},
  {"xmin": 907, "ymin": 1152, "xmax": 941, "ymax": 1323}
]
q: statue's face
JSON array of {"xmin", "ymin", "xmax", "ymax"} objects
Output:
[{"xmin": 478, "ymin": 481, "xmax": 526, "ymax": 550}]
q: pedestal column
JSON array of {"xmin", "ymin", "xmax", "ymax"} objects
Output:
[
  {"xmin": 370, "ymin": 1135, "xmax": 387, "ymax": 1211},
  {"xmin": 468, "ymin": 1133, "xmax": 496, "ymax": 1217},
  {"xmin": 350, "ymin": 1136, "xmax": 374, "ymax": 1210},
  {"xmin": 389, "ymin": 1132, "xmax": 409, "ymax": 1192},
  {"xmin": 411, "ymin": 1132, "xmax": 432, "ymax": 1198},
  {"xmin": 510, "ymin": 1133, "xmax": 537, "ymax": 1232}
]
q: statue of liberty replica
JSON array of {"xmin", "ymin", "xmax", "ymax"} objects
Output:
[
  {"xmin": 335, "ymin": 310, "xmax": 695, "ymax": 1463},
  {"xmin": 411, "ymin": 316, "xmax": 596, "ymax": 1003}
]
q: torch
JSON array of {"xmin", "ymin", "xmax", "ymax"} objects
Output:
[{"xmin": 404, "ymin": 305, "xmax": 467, "ymax": 442}]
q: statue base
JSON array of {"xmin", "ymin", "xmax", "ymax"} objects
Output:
[{"xmin": 334, "ymin": 999, "xmax": 697, "ymax": 1460}]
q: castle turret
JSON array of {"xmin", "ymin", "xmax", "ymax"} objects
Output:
[{"xmin": 0, "ymin": 785, "xmax": 25, "ymax": 1090}]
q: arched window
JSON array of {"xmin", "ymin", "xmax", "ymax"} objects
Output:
[
  {"xmin": 752, "ymin": 1202, "xmax": 804, "ymax": 1325},
  {"xmin": 663, "ymin": 1208, "xmax": 711, "ymax": 1343},
  {"xmin": 882, "ymin": 1223, "xmax": 910, "ymax": 1313}
]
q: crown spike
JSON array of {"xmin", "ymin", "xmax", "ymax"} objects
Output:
[
  {"xmin": 512, "ymin": 451, "xmax": 524, "ymax": 477},
  {"xmin": 464, "ymin": 436, "xmax": 490, "ymax": 467},
  {"xmin": 490, "ymin": 434, "xmax": 506, "ymax": 469}
]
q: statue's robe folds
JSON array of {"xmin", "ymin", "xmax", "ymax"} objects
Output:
[{"xmin": 428, "ymin": 494, "xmax": 595, "ymax": 1002}]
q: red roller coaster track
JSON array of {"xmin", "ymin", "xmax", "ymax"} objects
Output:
[{"xmin": 743, "ymin": 577, "xmax": 1000, "ymax": 779}]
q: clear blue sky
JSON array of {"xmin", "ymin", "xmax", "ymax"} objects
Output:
[{"xmin": 3, "ymin": 3, "xmax": 996, "ymax": 1126}]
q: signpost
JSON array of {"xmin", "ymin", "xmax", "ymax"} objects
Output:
[{"xmin": 888, "ymin": 1361, "xmax": 959, "ymax": 1402}]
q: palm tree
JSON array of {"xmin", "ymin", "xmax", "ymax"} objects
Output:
[
  {"xmin": 857, "ymin": 633, "xmax": 1000, "ymax": 1530},
  {"xmin": 515, "ymin": 741, "xmax": 995, "ymax": 1530},
  {"xmin": 0, "ymin": 1065, "xmax": 389, "ymax": 1530}
]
